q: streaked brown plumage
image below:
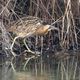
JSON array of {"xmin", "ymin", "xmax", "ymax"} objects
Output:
[{"xmin": 7, "ymin": 16, "xmax": 58, "ymax": 56}]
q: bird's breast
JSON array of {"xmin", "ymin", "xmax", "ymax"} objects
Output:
[{"xmin": 35, "ymin": 27, "xmax": 49, "ymax": 36}]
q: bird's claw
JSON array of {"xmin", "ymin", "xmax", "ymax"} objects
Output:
[{"xmin": 24, "ymin": 50, "xmax": 41, "ymax": 56}]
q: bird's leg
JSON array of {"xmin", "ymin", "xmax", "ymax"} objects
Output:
[
  {"xmin": 10, "ymin": 36, "xmax": 19, "ymax": 57},
  {"xmin": 23, "ymin": 38, "xmax": 35, "ymax": 54}
]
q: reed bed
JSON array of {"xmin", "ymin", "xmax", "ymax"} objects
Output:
[{"xmin": 0, "ymin": 0, "xmax": 80, "ymax": 80}]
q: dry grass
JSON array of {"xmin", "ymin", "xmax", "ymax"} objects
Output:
[
  {"xmin": 0, "ymin": 0, "xmax": 80, "ymax": 80},
  {"xmin": 0, "ymin": 0, "xmax": 80, "ymax": 51}
]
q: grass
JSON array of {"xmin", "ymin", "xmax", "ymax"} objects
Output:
[{"xmin": 0, "ymin": 0, "xmax": 80, "ymax": 80}]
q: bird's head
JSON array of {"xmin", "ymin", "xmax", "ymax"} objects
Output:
[
  {"xmin": 35, "ymin": 23, "xmax": 59, "ymax": 36},
  {"xmin": 44, "ymin": 25, "xmax": 59, "ymax": 31}
]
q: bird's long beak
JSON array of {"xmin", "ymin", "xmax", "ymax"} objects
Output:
[{"xmin": 48, "ymin": 25, "xmax": 59, "ymax": 31}]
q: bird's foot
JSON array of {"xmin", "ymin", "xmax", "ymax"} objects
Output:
[
  {"xmin": 23, "ymin": 52, "xmax": 40, "ymax": 70},
  {"xmin": 5, "ymin": 47, "xmax": 17, "ymax": 57},
  {"xmin": 11, "ymin": 51, "xmax": 17, "ymax": 57},
  {"xmin": 24, "ymin": 50, "xmax": 41, "ymax": 56}
]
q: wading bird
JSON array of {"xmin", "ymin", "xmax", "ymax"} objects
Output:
[{"xmin": 7, "ymin": 16, "xmax": 58, "ymax": 57}]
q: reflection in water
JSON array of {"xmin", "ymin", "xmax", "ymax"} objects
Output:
[
  {"xmin": 1, "ymin": 62, "xmax": 14, "ymax": 80},
  {"xmin": 1, "ymin": 51, "xmax": 80, "ymax": 80},
  {"xmin": 15, "ymin": 72, "xmax": 50, "ymax": 80}
]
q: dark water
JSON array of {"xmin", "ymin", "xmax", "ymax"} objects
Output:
[{"xmin": 0, "ymin": 50, "xmax": 80, "ymax": 80}]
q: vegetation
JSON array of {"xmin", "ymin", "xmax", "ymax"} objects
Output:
[{"xmin": 0, "ymin": 0, "xmax": 80, "ymax": 80}]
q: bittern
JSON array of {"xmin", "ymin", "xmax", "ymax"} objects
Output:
[{"xmin": 7, "ymin": 16, "xmax": 58, "ymax": 57}]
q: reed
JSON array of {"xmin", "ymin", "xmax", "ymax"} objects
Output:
[{"xmin": 0, "ymin": 0, "xmax": 80, "ymax": 80}]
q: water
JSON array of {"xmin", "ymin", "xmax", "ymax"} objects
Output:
[{"xmin": 0, "ymin": 50, "xmax": 80, "ymax": 80}]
